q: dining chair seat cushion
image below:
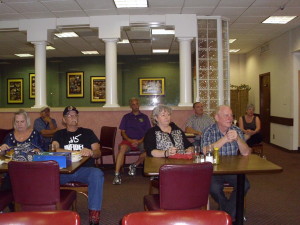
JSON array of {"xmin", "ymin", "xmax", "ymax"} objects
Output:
[
  {"xmin": 125, "ymin": 150, "xmax": 142, "ymax": 156},
  {"xmin": 122, "ymin": 210, "xmax": 232, "ymax": 225},
  {"xmin": 0, "ymin": 190, "xmax": 13, "ymax": 211},
  {"xmin": 0, "ymin": 211, "xmax": 81, "ymax": 225}
]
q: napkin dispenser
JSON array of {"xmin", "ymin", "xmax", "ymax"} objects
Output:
[{"xmin": 33, "ymin": 152, "xmax": 72, "ymax": 168}]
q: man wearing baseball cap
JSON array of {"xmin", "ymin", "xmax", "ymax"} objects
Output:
[
  {"xmin": 52, "ymin": 106, "xmax": 104, "ymax": 225},
  {"xmin": 33, "ymin": 106, "xmax": 58, "ymax": 150}
]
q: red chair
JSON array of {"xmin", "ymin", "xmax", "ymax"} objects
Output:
[
  {"xmin": 8, "ymin": 161, "xmax": 76, "ymax": 211},
  {"xmin": 0, "ymin": 190, "xmax": 13, "ymax": 212},
  {"xmin": 122, "ymin": 210, "xmax": 232, "ymax": 225},
  {"xmin": 0, "ymin": 211, "xmax": 80, "ymax": 225},
  {"xmin": 144, "ymin": 162, "xmax": 213, "ymax": 210},
  {"xmin": 97, "ymin": 126, "xmax": 117, "ymax": 166}
]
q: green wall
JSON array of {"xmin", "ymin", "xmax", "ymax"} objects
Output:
[{"xmin": 0, "ymin": 55, "xmax": 180, "ymax": 107}]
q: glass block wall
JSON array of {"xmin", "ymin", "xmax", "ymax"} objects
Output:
[{"xmin": 196, "ymin": 17, "xmax": 230, "ymax": 116}]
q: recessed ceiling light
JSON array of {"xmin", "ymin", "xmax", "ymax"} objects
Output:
[
  {"xmin": 118, "ymin": 39, "xmax": 129, "ymax": 44},
  {"xmin": 54, "ymin": 32, "xmax": 78, "ymax": 38},
  {"xmin": 46, "ymin": 46, "xmax": 55, "ymax": 50},
  {"xmin": 114, "ymin": 0, "xmax": 148, "ymax": 8},
  {"xmin": 15, "ymin": 54, "xmax": 34, "ymax": 57},
  {"xmin": 262, "ymin": 16, "xmax": 297, "ymax": 24},
  {"xmin": 152, "ymin": 29, "xmax": 175, "ymax": 35},
  {"xmin": 153, "ymin": 49, "xmax": 169, "ymax": 54},
  {"xmin": 229, "ymin": 39, "xmax": 236, "ymax": 44},
  {"xmin": 229, "ymin": 49, "xmax": 240, "ymax": 53},
  {"xmin": 81, "ymin": 51, "xmax": 99, "ymax": 55}
]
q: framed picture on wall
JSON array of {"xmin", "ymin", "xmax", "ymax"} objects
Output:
[
  {"xmin": 139, "ymin": 78, "xmax": 165, "ymax": 96},
  {"xmin": 67, "ymin": 72, "xmax": 84, "ymax": 98},
  {"xmin": 91, "ymin": 76, "xmax": 106, "ymax": 102},
  {"xmin": 8, "ymin": 78, "xmax": 23, "ymax": 104},
  {"xmin": 29, "ymin": 73, "xmax": 35, "ymax": 99}
]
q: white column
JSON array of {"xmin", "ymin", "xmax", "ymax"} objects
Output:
[
  {"xmin": 178, "ymin": 37, "xmax": 193, "ymax": 107},
  {"xmin": 103, "ymin": 38, "xmax": 119, "ymax": 107},
  {"xmin": 32, "ymin": 41, "xmax": 47, "ymax": 108}
]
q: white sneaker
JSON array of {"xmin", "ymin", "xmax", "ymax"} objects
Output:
[
  {"xmin": 128, "ymin": 164, "xmax": 137, "ymax": 176},
  {"xmin": 113, "ymin": 174, "xmax": 121, "ymax": 185}
]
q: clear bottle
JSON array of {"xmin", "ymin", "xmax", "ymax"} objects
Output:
[
  {"xmin": 213, "ymin": 147, "xmax": 220, "ymax": 164},
  {"xmin": 205, "ymin": 145, "xmax": 213, "ymax": 163}
]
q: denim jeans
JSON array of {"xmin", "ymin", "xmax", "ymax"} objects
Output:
[
  {"xmin": 210, "ymin": 174, "xmax": 250, "ymax": 219},
  {"xmin": 60, "ymin": 167, "xmax": 104, "ymax": 210}
]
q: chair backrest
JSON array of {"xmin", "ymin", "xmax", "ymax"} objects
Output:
[
  {"xmin": 100, "ymin": 126, "xmax": 117, "ymax": 150},
  {"xmin": 122, "ymin": 210, "xmax": 232, "ymax": 225},
  {"xmin": 0, "ymin": 128, "xmax": 13, "ymax": 144},
  {"xmin": 8, "ymin": 160, "xmax": 61, "ymax": 211},
  {"xmin": 0, "ymin": 211, "xmax": 80, "ymax": 225},
  {"xmin": 159, "ymin": 162, "xmax": 213, "ymax": 210}
]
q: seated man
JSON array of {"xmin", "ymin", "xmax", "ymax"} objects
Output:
[
  {"xmin": 201, "ymin": 105, "xmax": 251, "ymax": 221},
  {"xmin": 52, "ymin": 106, "xmax": 104, "ymax": 225},
  {"xmin": 113, "ymin": 98, "xmax": 151, "ymax": 185},
  {"xmin": 33, "ymin": 107, "xmax": 58, "ymax": 151},
  {"xmin": 185, "ymin": 102, "xmax": 214, "ymax": 146}
]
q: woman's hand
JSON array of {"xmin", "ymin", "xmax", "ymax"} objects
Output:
[
  {"xmin": 185, "ymin": 146, "xmax": 194, "ymax": 154},
  {"xmin": 167, "ymin": 147, "xmax": 177, "ymax": 156},
  {"xmin": 0, "ymin": 144, "xmax": 10, "ymax": 151}
]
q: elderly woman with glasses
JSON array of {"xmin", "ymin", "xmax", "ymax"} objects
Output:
[
  {"xmin": 0, "ymin": 109, "xmax": 44, "ymax": 191},
  {"xmin": 0, "ymin": 109, "xmax": 44, "ymax": 156},
  {"xmin": 144, "ymin": 104, "xmax": 193, "ymax": 157},
  {"xmin": 238, "ymin": 104, "xmax": 263, "ymax": 147}
]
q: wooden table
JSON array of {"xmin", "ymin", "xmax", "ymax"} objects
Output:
[
  {"xmin": 184, "ymin": 133, "xmax": 196, "ymax": 139},
  {"xmin": 0, "ymin": 156, "xmax": 90, "ymax": 174},
  {"xmin": 144, "ymin": 154, "xmax": 283, "ymax": 225}
]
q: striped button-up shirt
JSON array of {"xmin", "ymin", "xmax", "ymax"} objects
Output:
[{"xmin": 201, "ymin": 123, "xmax": 245, "ymax": 156}]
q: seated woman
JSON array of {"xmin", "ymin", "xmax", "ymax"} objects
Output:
[
  {"xmin": 0, "ymin": 109, "xmax": 44, "ymax": 154},
  {"xmin": 0, "ymin": 109, "xmax": 44, "ymax": 190},
  {"xmin": 144, "ymin": 104, "xmax": 193, "ymax": 157},
  {"xmin": 238, "ymin": 104, "xmax": 263, "ymax": 147}
]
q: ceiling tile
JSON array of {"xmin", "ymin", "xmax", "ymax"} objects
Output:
[
  {"xmin": 181, "ymin": 7, "xmax": 215, "ymax": 15},
  {"xmin": 41, "ymin": 0, "xmax": 82, "ymax": 11},
  {"xmin": 213, "ymin": 7, "xmax": 248, "ymax": 16},
  {"xmin": 184, "ymin": 0, "xmax": 220, "ymax": 7},
  {"xmin": 6, "ymin": 2, "xmax": 49, "ymax": 13}
]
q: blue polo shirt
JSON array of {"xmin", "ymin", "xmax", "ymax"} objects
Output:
[{"xmin": 119, "ymin": 112, "xmax": 151, "ymax": 140}]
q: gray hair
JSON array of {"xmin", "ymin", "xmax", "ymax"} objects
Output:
[
  {"xmin": 151, "ymin": 104, "xmax": 172, "ymax": 125},
  {"xmin": 13, "ymin": 109, "xmax": 31, "ymax": 129},
  {"xmin": 214, "ymin": 105, "xmax": 231, "ymax": 116},
  {"xmin": 246, "ymin": 104, "xmax": 255, "ymax": 110},
  {"xmin": 129, "ymin": 97, "xmax": 139, "ymax": 105}
]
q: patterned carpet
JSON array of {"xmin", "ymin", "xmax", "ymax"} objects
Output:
[{"xmin": 75, "ymin": 143, "xmax": 300, "ymax": 225}]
